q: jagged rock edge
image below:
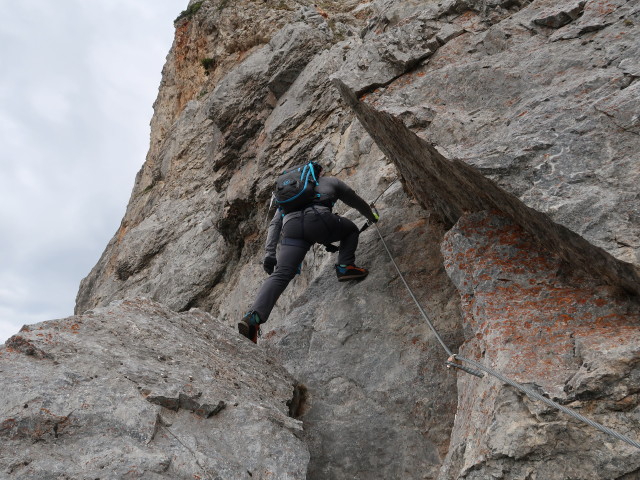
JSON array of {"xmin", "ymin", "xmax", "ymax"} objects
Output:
[{"xmin": 333, "ymin": 78, "xmax": 640, "ymax": 296}]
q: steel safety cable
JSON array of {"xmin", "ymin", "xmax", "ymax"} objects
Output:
[
  {"xmin": 371, "ymin": 221, "xmax": 640, "ymax": 450},
  {"xmin": 372, "ymin": 223, "xmax": 453, "ymax": 357},
  {"xmin": 455, "ymin": 354, "xmax": 640, "ymax": 450},
  {"xmin": 371, "ymin": 178, "xmax": 399, "ymax": 206}
]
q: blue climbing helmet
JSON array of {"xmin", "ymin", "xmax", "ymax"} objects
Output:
[{"xmin": 273, "ymin": 161, "xmax": 322, "ymax": 213}]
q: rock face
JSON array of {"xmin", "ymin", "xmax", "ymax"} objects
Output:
[
  {"xmin": 263, "ymin": 190, "xmax": 465, "ymax": 479},
  {"xmin": 441, "ymin": 211, "xmax": 640, "ymax": 479},
  {"xmin": 54, "ymin": 0, "xmax": 640, "ymax": 478},
  {"xmin": 334, "ymin": 77, "xmax": 640, "ymax": 296},
  {"xmin": 1, "ymin": 299, "xmax": 308, "ymax": 479}
]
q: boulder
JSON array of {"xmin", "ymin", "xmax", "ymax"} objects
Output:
[{"xmin": 1, "ymin": 299, "xmax": 308, "ymax": 479}]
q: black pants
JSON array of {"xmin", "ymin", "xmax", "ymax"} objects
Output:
[{"xmin": 251, "ymin": 207, "xmax": 360, "ymax": 323}]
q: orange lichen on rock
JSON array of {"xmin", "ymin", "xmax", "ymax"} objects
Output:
[{"xmin": 443, "ymin": 211, "xmax": 640, "ymax": 392}]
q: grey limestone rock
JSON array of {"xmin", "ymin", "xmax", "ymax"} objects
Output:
[
  {"xmin": 333, "ymin": 0, "xmax": 640, "ymax": 269},
  {"xmin": 1, "ymin": 299, "xmax": 308, "ymax": 479},
  {"xmin": 267, "ymin": 22, "xmax": 332, "ymax": 98},
  {"xmin": 438, "ymin": 211, "xmax": 640, "ymax": 479},
  {"xmin": 72, "ymin": 0, "xmax": 640, "ymax": 479},
  {"xmin": 332, "ymin": 78, "xmax": 640, "ymax": 296}
]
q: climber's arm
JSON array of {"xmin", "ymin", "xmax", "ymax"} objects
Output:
[{"xmin": 332, "ymin": 178, "xmax": 377, "ymax": 223}]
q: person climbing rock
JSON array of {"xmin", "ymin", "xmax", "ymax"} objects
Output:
[{"xmin": 238, "ymin": 161, "xmax": 379, "ymax": 343}]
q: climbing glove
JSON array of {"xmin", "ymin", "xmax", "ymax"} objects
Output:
[
  {"xmin": 263, "ymin": 256, "xmax": 277, "ymax": 275},
  {"xmin": 369, "ymin": 204, "xmax": 380, "ymax": 224}
]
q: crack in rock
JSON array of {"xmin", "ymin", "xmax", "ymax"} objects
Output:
[{"xmin": 146, "ymin": 392, "xmax": 226, "ymax": 418}]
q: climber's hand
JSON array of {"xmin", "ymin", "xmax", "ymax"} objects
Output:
[
  {"xmin": 369, "ymin": 204, "xmax": 380, "ymax": 224},
  {"xmin": 263, "ymin": 256, "xmax": 277, "ymax": 275},
  {"xmin": 367, "ymin": 212, "xmax": 379, "ymax": 226}
]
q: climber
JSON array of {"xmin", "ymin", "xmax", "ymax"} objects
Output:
[{"xmin": 238, "ymin": 161, "xmax": 379, "ymax": 343}]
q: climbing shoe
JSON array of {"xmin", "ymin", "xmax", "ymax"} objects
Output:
[
  {"xmin": 238, "ymin": 311, "xmax": 262, "ymax": 344},
  {"xmin": 335, "ymin": 264, "xmax": 369, "ymax": 282}
]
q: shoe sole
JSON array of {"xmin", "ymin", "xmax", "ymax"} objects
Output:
[
  {"xmin": 238, "ymin": 321, "xmax": 257, "ymax": 343},
  {"xmin": 337, "ymin": 273, "xmax": 368, "ymax": 282},
  {"xmin": 238, "ymin": 321, "xmax": 251, "ymax": 337}
]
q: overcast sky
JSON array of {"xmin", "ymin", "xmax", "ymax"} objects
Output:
[{"xmin": 0, "ymin": 1, "xmax": 181, "ymax": 342}]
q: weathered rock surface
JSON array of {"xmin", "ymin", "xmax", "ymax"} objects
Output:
[
  {"xmin": 333, "ymin": 77, "xmax": 640, "ymax": 296},
  {"xmin": 0, "ymin": 299, "xmax": 308, "ymax": 479},
  {"xmin": 264, "ymin": 186, "xmax": 464, "ymax": 479},
  {"xmin": 66, "ymin": 0, "xmax": 640, "ymax": 479},
  {"xmin": 353, "ymin": 0, "xmax": 640, "ymax": 269},
  {"xmin": 440, "ymin": 211, "xmax": 640, "ymax": 479}
]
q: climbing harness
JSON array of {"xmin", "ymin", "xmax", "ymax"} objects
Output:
[{"xmin": 365, "ymin": 183, "xmax": 640, "ymax": 450}]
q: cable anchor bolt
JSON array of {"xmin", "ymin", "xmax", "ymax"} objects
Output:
[{"xmin": 446, "ymin": 355, "xmax": 484, "ymax": 378}]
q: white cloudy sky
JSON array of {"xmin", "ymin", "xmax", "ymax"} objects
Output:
[{"xmin": 0, "ymin": 1, "xmax": 182, "ymax": 342}]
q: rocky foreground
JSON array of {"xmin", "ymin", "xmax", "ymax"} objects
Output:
[{"xmin": 1, "ymin": 299, "xmax": 308, "ymax": 479}]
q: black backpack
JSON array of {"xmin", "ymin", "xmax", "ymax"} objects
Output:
[{"xmin": 274, "ymin": 162, "xmax": 320, "ymax": 213}]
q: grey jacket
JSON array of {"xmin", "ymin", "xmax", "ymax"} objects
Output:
[{"xmin": 264, "ymin": 176, "xmax": 376, "ymax": 258}]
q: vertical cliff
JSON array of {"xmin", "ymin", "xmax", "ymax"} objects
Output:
[{"xmin": 18, "ymin": 0, "xmax": 640, "ymax": 478}]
